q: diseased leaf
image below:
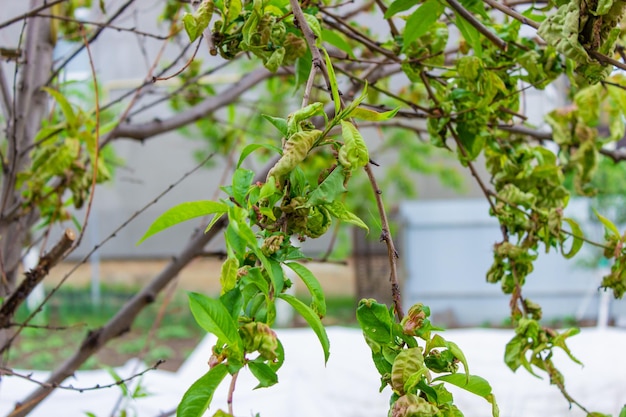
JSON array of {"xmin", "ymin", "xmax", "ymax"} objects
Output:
[
  {"xmin": 339, "ymin": 121, "xmax": 369, "ymax": 169},
  {"xmin": 562, "ymin": 218, "xmax": 584, "ymax": 259},
  {"xmin": 182, "ymin": 0, "xmax": 214, "ymax": 42},
  {"xmin": 277, "ymin": 293, "xmax": 330, "ymax": 362},
  {"xmin": 285, "ymin": 262, "xmax": 326, "ymax": 317},
  {"xmin": 177, "ymin": 364, "xmax": 228, "ymax": 417},
  {"xmin": 138, "ymin": 201, "xmax": 228, "ymax": 244},
  {"xmin": 326, "ymin": 200, "xmax": 369, "ymax": 232},
  {"xmin": 593, "ymin": 208, "xmax": 621, "ymax": 238},
  {"xmin": 346, "ymin": 107, "xmax": 400, "ymax": 122}
]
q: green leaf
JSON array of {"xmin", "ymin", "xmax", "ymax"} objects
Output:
[
  {"xmin": 356, "ymin": 299, "xmax": 394, "ymax": 345},
  {"xmin": 42, "ymin": 87, "xmax": 77, "ymax": 127},
  {"xmin": 619, "ymin": 405, "xmax": 626, "ymax": 417},
  {"xmin": 322, "ymin": 29, "xmax": 354, "ymax": 58},
  {"xmin": 177, "ymin": 364, "xmax": 228, "ymax": 417},
  {"xmin": 323, "ymin": 48, "xmax": 341, "ymax": 115},
  {"xmin": 455, "ymin": 11, "xmax": 482, "ymax": 57},
  {"xmin": 138, "ymin": 201, "xmax": 228, "ymax": 244},
  {"xmin": 237, "ymin": 143, "xmax": 282, "ymax": 169},
  {"xmin": 433, "ymin": 373, "xmax": 498, "ymax": 416},
  {"xmin": 403, "ymin": 0, "xmax": 445, "ymax": 50},
  {"xmin": 232, "ymin": 168, "xmax": 254, "ymax": 206},
  {"xmin": 562, "ymin": 218, "xmax": 584, "ymax": 259},
  {"xmin": 593, "ymin": 208, "xmax": 621, "ymax": 238},
  {"xmin": 248, "ymin": 361, "xmax": 279, "ymax": 389},
  {"xmin": 307, "ymin": 168, "xmax": 347, "ymax": 206},
  {"xmin": 188, "ymin": 292, "xmax": 242, "ymax": 353},
  {"xmin": 285, "ymin": 262, "xmax": 326, "ymax": 317},
  {"xmin": 277, "ymin": 293, "xmax": 330, "ymax": 363},
  {"xmin": 105, "ymin": 367, "xmax": 128, "ymax": 396},
  {"xmin": 326, "ymin": 200, "xmax": 369, "ymax": 232},
  {"xmin": 261, "ymin": 115, "xmax": 289, "ymax": 138},
  {"xmin": 385, "ymin": 0, "xmax": 419, "ymax": 18},
  {"xmin": 347, "ymin": 106, "xmax": 400, "ymax": 122},
  {"xmin": 339, "ymin": 120, "xmax": 369, "ymax": 169},
  {"xmin": 204, "ymin": 212, "xmax": 226, "ymax": 233},
  {"xmin": 303, "ymin": 13, "xmax": 322, "ymax": 47}
]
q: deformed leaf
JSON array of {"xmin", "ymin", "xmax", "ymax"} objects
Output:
[
  {"xmin": 182, "ymin": 0, "xmax": 214, "ymax": 42},
  {"xmin": 593, "ymin": 208, "xmax": 621, "ymax": 238},
  {"xmin": 138, "ymin": 201, "xmax": 228, "ymax": 244},
  {"xmin": 562, "ymin": 218, "xmax": 584, "ymax": 259},
  {"xmin": 177, "ymin": 364, "xmax": 228, "ymax": 417},
  {"xmin": 346, "ymin": 107, "xmax": 400, "ymax": 122},
  {"xmin": 326, "ymin": 200, "xmax": 369, "ymax": 232},
  {"xmin": 339, "ymin": 121, "xmax": 369, "ymax": 170}
]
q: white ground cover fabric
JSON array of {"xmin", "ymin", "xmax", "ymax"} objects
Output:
[{"xmin": 1, "ymin": 327, "xmax": 625, "ymax": 417}]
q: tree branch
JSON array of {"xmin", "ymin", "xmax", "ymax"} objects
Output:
[
  {"xmin": 0, "ymin": 0, "xmax": 67, "ymax": 30},
  {"xmin": 446, "ymin": 0, "xmax": 508, "ymax": 51},
  {"xmin": 104, "ymin": 68, "xmax": 274, "ymax": 143},
  {"xmin": 0, "ymin": 229, "xmax": 75, "ymax": 329}
]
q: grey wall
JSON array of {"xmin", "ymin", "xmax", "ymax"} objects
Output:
[{"xmin": 399, "ymin": 199, "xmax": 626, "ymax": 326}]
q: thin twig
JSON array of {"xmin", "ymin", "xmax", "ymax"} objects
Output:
[
  {"xmin": 0, "ymin": 360, "xmax": 164, "ymax": 392},
  {"xmin": 153, "ymin": 35, "xmax": 204, "ymax": 82},
  {"xmin": 483, "ymin": 0, "xmax": 540, "ymax": 29},
  {"xmin": 0, "ymin": 0, "xmax": 68, "ymax": 30}
]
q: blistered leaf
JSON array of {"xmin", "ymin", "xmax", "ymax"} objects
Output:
[
  {"xmin": 278, "ymin": 293, "xmax": 330, "ymax": 362},
  {"xmin": 182, "ymin": 0, "xmax": 214, "ymax": 42},
  {"xmin": 326, "ymin": 200, "xmax": 369, "ymax": 232},
  {"xmin": 267, "ymin": 130, "xmax": 321, "ymax": 185},
  {"xmin": 391, "ymin": 347, "xmax": 426, "ymax": 394},
  {"xmin": 177, "ymin": 364, "xmax": 228, "ymax": 417},
  {"xmin": 339, "ymin": 121, "xmax": 369, "ymax": 169},
  {"xmin": 138, "ymin": 201, "xmax": 228, "ymax": 244}
]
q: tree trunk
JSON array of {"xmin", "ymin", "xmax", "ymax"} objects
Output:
[{"xmin": 0, "ymin": 0, "xmax": 54, "ymax": 296}]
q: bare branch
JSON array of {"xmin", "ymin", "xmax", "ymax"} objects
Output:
[
  {"xmin": 446, "ymin": 0, "xmax": 508, "ymax": 51},
  {"xmin": 105, "ymin": 68, "xmax": 274, "ymax": 143},
  {"xmin": 0, "ymin": 229, "xmax": 75, "ymax": 329},
  {"xmin": 483, "ymin": 0, "xmax": 540, "ymax": 29},
  {"xmin": 0, "ymin": 0, "xmax": 68, "ymax": 30},
  {"xmin": 1, "ymin": 360, "xmax": 164, "ymax": 392}
]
